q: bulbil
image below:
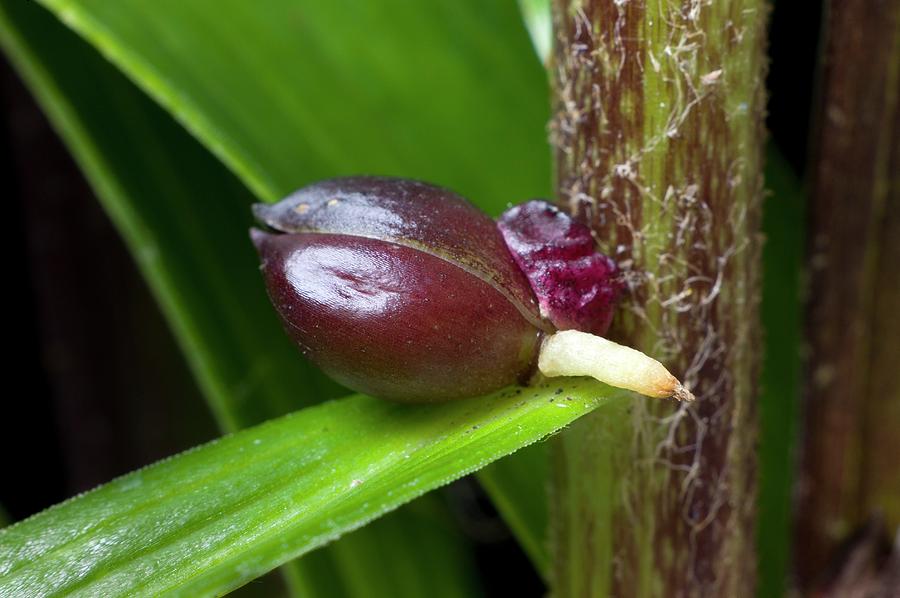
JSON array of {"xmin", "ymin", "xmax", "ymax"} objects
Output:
[{"xmin": 251, "ymin": 176, "xmax": 692, "ymax": 403}]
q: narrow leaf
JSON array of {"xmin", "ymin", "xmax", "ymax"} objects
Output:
[
  {"xmin": 280, "ymin": 498, "xmax": 481, "ymax": 598},
  {"xmin": 36, "ymin": 0, "xmax": 551, "ymax": 208},
  {"xmin": 757, "ymin": 148, "xmax": 804, "ymax": 597},
  {"xmin": 0, "ymin": 382, "xmax": 625, "ymax": 597},
  {"xmin": 29, "ymin": 0, "xmax": 556, "ymax": 561},
  {"xmin": 479, "ymin": 444, "xmax": 549, "ymax": 571},
  {"xmin": 0, "ymin": 2, "xmax": 477, "ymax": 596},
  {"xmin": 11, "ymin": 0, "xmax": 559, "ymax": 581},
  {"xmin": 517, "ymin": 0, "xmax": 552, "ymax": 63},
  {"xmin": 0, "ymin": 0, "xmax": 340, "ymax": 432}
]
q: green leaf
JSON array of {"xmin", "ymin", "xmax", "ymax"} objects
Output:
[
  {"xmin": 517, "ymin": 0, "xmax": 552, "ymax": 63},
  {"xmin": 20, "ymin": 0, "xmax": 557, "ymax": 576},
  {"xmin": 479, "ymin": 444, "xmax": 549, "ymax": 572},
  {"xmin": 0, "ymin": 0, "xmax": 340, "ymax": 433},
  {"xmin": 757, "ymin": 148, "xmax": 804, "ymax": 597},
  {"xmin": 0, "ymin": 382, "xmax": 625, "ymax": 597},
  {"xmin": 36, "ymin": 0, "xmax": 551, "ymax": 208},
  {"xmin": 0, "ymin": 2, "xmax": 477, "ymax": 596},
  {"xmin": 281, "ymin": 498, "xmax": 481, "ymax": 598},
  {"xmin": 314, "ymin": 498, "xmax": 480, "ymax": 598}
]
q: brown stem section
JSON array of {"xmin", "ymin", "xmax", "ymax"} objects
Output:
[
  {"xmin": 549, "ymin": 1, "xmax": 767, "ymax": 596},
  {"xmin": 795, "ymin": 0, "xmax": 900, "ymax": 592}
]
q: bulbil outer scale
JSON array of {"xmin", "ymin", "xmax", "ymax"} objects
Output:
[
  {"xmin": 252, "ymin": 177, "xmax": 546, "ymax": 402},
  {"xmin": 252, "ymin": 176, "xmax": 621, "ymax": 403}
]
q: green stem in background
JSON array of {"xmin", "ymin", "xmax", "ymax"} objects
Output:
[
  {"xmin": 549, "ymin": 1, "xmax": 768, "ymax": 595},
  {"xmin": 757, "ymin": 149, "xmax": 805, "ymax": 597},
  {"xmin": 794, "ymin": 0, "xmax": 900, "ymax": 591}
]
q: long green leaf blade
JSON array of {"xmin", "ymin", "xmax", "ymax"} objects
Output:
[
  {"xmin": 757, "ymin": 149, "xmax": 804, "ymax": 597},
  {"xmin": 0, "ymin": 2, "xmax": 478, "ymax": 596},
  {"xmin": 10, "ymin": 0, "xmax": 556, "ymax": 582},
  {"xmin": 280, "ymin": 498, "xmax": 481, "ymax": 598},
  {"xmin": 36, "ymin": 0, "xmax": 551, "ymax": 209},
  {"xmin": 479, "ymin": 444, "xmax": 549, "ymax": 572},
  {"xmin": 316, "ymin": 499, "xmax": 480, "ymax": 598},
  {"xmin": 0, "ymin": 382, "xmax": 624, "ymax": 597},
  {"xmin": 0, "ymin": 0, "xmax": 339, "ymax": 433},
  {"xmin": 18, "ymin": 0, "xmax": 559, "ymax": 578},
  {"xmin": 517, "ymin": 0, "xmax": 551, "ymax": 63}
]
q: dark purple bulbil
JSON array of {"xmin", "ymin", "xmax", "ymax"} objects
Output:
[
  {"xmin": 251, "ymin": 177, "xmax": 622, "ymax": 402},
  {"xmin": 498, "ymin": 200, "xmax": 622, "ymax": 336},
  {"xmin": 252, "ymin": 177, "xmax": 543, "ymax": 403}
]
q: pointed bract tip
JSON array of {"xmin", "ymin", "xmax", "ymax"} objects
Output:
[
  {"xmin": 251, "ymin": 202, "xmax": 275, "ymax": 226},
  {"xmin": 249, "ymin": 227, "xmax": 270, "ymax": 252}
]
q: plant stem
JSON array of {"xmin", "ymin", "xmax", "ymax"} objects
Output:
[
  {"xmin": 548, "ymin": 1, "xmax": 768, "ymax": 595},
  {"xmin": 794, "ymin": 0, "xmax": 900, "ymax": 590}
]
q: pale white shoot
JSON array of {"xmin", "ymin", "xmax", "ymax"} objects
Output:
[{"xmin": 538, "ymin": 330, "xmax": 695, "ymax": 402}]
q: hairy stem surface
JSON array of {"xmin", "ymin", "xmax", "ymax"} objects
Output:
[{"xmin": 549, "ymin": 1, "xmax": 768, "ymax": 595}]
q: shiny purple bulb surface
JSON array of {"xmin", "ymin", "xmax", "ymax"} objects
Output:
[{"xmin": 251, "ymin": 176, "xmax": 621, "ymax": 403}]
